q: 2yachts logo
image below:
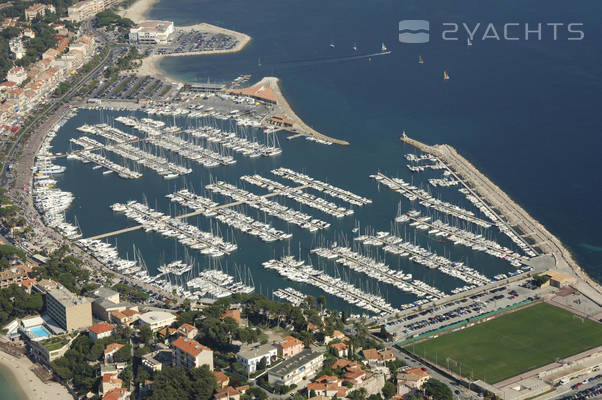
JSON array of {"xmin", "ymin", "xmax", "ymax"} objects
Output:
[
  {"xmin": 398, "ymin": 20, "xmax": 430, "ymax": 43},
  {"xmin": 399, "ymin": 20, "xmax": 584, "ymax": 43}
]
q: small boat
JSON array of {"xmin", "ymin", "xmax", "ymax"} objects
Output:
[
  {"xmin": 418, "ymin": 55, "xmax": 424, "ymax": 64},
  {"xmin": 443, "ymin": 71, "xmax": 450, "ymax": 81},
  {"xmin": 329, "ymin": 42, "xmax": 335, "ymax": 48},
  {"xmin": 353, "ymin": 44, "xmax": 358, "ymax": 52}
]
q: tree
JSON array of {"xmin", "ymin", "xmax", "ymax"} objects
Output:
[
  {"xmin": 532, "ymin": 274, "xmax": 550, "ymax": 287},
  {"xmin": 381, "ymin": 381, "xmax": 396, "ymax": 399},
  {"xmin": 113, "ymin": 343, "xmax": 132, "ymax": 363},
  {"xmin": 257, "ymin": 356, "xmax": 267, "ymax": 371},
  {"xmin": 423, "ymin": 378, "xmax": 452, "ymax": 400},
  {"xmin": 139, "ymin": 325, "xmax": 153, "ymax": 344},
  {"xmin": 150, "ymin": 365, "xmax": 216, "ymax": 400},
  {"xmin": 348, "ymin": 388, "xmax": 368, "ymax": 400},
  {"xmin": 317, "ymin": 295, "xmax": 326, "ymax": 311}
]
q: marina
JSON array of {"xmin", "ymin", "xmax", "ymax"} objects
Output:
[
  {"xmin": 371, "ymin": 172, "xmax": 493, "ymax": 228},
  {"xmin": 185, "ymin": 269, "xmax": 255, "ymax": 299},
  {"xmin": 396, "ymin": 209, "xmax": 527, "ymax": 267},
  {"xmin": 205, "ymin": 180, "xmax": 331, "ymax": 232},
  {"xmin": 273, "ymin": 287, "xmax": 306, "ymax": 306},
  {"xmin": 355, "ymin": 232, "xmax": 494, "ymax": 289},
  {"xmin": 111, "ymin": 200, "xmax": 237, "ymax": 257},
  {"xmin": 272, "ymin": 167, "xmax": 372, "ymax": 206},
  {"xmin": 28, "ymin": 99, "xmax": 599, "ymax": 321},
  {"xmin": 311, "ymin": 245, "xmax": 445, "ymax": 300},
  {"xmin": 166, "ymin": 188, "xmax": 292, "ymax": 242},
  {"xmin": 262, "ymin": 256, "xmax": 398, "ymax": 315},
  {"xmin": 241, "ymin": 173, "xmax": 355, "ymax": 218}
]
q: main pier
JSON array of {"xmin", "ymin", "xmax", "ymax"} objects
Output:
[
  {"xmin": 83, "ymin": 184, "xmax": 310, "ymax": 240},
  {"xmin": 400, "ymin": 134, "xmax": 602, "ymax": 304}
]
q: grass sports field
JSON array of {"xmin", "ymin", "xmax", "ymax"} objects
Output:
[{"xmin": 406, "ymin": 303, "xmax": 602, "ymax": 384}]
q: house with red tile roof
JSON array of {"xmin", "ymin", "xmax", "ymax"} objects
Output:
[
  {"xmin": 104, "ymin": 343, "xmax": 124, "ymax": 363},
  {"xmin": 275, "ymin": 335, "xmax": 304, "ymax": 359},
  {"xmin": 172, "ymin": 337, "xmax": 213, "ymax": 370},
  {"xmin": 101, "ymin": 373, "xmax": 122, "ymax": 395},
  {"xmin": 102, "ymin": 387, "xmax": 129, "ymax": 400},
  {"xmin": 89, "ymin": 322, "xmax": 115, "ymax": 341},
  {"xmin": 213, "ymin": 370, "xmax": 230, "ymax": 388},
  {"xmin": 329, "ymin": 341, "xmax": 349, "ymax": 358},
  {"xmin": 214, "ymin": 386, "xmax": 240, "ymax": 400},
  {"xmin": 176, "ymin": 323, "xmax": 198, "ymax": 339},
  {"xmin": 308, "ymin": 375, "xmax": 346, "ymax": 398}
]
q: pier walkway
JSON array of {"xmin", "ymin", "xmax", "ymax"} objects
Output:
[
  {"xmin": 84, "ymin": 184, "xmax": 310, "ymax": 240},
  {"xmin": 400, "ymin": 134, "xmax": 602, "ymax": 305}
]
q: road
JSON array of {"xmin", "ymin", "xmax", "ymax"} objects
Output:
[
  {"xmin": 388, "ymin": 344, "xmax": 480, "ymax": 400},
  {"xmin": 0, "ymin": 29, "xmax": 126, "ymax": 188}
]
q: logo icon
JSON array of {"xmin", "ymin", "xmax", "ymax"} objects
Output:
[{"xmin": 399, "ymin": 20, "xmax": 430, "ymax": 43}]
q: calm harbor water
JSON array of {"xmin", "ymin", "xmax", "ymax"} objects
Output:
[
  {"xmin": 48, "ymin": 0, "xmax": 602, "ymax": 315},
  {"xmin": 0, "ymin": 365, "xmax": 25, "ymax": 400},
  {"xmin": 147, "ymin": 0, "xmax": 602, "ymax": 283},
  {"xmin": 53, "ymin": 106, "xmax": 518, "ymax": 314}
]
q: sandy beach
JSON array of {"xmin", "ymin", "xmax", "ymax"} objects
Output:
[
  {"xmin": 118, "ymin": 0, "xmax": 158, "ymax": 23},
  {"xmin": 0, "ymin": 352, "xmax": 72, "ymax": 400},
  {"xmin": 135, "ymin": 23, "xmax": 251, "ymax": 81}
]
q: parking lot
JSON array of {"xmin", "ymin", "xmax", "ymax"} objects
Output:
[
  {"xmin": 85, "ymin": 74, "xmax": 172, "ymax": 100},
  {"xmin": 386, "ymin": 279, "xmax": 544, "ymax": 341},
  {"xmin": 553, "ymin": 374, "xmax": 602, "ymax": 400},
  {"xmin": 139, "ymin": 30, "xmax": 239, "ymax": 55}
]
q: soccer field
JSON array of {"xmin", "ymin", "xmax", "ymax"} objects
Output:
[{"xmin": 406, "ymin": 303, "xmax": 602, "ymax": 384}]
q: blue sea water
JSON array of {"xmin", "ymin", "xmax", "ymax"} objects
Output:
[{"xmin": 147, "ymin": 0, "xmax": 602, "ymax": 282}]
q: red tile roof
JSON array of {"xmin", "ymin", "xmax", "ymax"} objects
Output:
[
  {"xmin": 278, "ymin": 335, "xmax": 302, "ymax": 348},
  {"xmin": 104, "ymin": 343, "xmax": 124, "ymax": 354},
  {"xmin": 102, "ymin": 387, "xmax": 127, "ymax": 400},
  {"xmin": 172, "ymin": 337, "xmax": 211, "ymax": 357},
  {"xmin": 89, "ymin": 322, "xmax": 115, "ymax": 335}
]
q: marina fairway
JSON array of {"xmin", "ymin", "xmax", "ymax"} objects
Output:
[{"xmin": 406, "ymin": 303, "xmax": 602, "ymax": 384}]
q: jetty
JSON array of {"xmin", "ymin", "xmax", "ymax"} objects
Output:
[
  {"xmin": 400, "ymin": 134, "xmax": 602, "ymax": 304},
  {"xmin": 230, "ymin": 77, "xmax": 350, "ymax": 146}
]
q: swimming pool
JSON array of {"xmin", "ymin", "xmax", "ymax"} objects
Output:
[{"xmin": 28, "ymin": 326, "xmax": 51, "ymax": 339}]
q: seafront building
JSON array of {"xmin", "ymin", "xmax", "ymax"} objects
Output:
[
  {"xmin": 267, "ymin": 349, "xmax": 324, "ymax": 386},
  {"xmin": 172, "ymin": 337, "xmax": 214, "ymax": 370},
  {"xmin": 128, "ymin": 20, "xmax": 175, "ymax": 44},
  {"xmin": 236, "ymin": 343, "xmax": 278, "ymax": 373},
  {"xmin": 138, "ymin": 310, "xmax": 176, "ymax": 331},
  {"xmin": 67, "ymin": 0, "xmax": 124, "ymax": 22},
  {"xmin": 25, "ymin": 3, "xmax": 55, "ymax": 21},
  {"xmin": 45, "ymin": 285, "xmax": 93, "ymax": 331}
]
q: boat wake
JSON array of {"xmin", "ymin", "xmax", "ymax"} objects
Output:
[{"xmin": 267, "ymin": 51, "xmax": 391, "ymax": 70}]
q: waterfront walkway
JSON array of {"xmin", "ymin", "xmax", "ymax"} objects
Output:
[{"xmin": 84, "ymin": 184, "xmax": 309, "ymax": 240}]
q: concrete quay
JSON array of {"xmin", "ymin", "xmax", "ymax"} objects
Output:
[{"xmin": 400, "ymin": 134, "xmax": 602, "ymax": 305}]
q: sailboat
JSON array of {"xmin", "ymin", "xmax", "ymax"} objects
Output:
[
  {"xmin": 443, "ymin": 71, "xmax": 450, "ymax": 81},
  {"xmin": 418, "ymin": 55, "xmax": 424, "ymax": 64}
]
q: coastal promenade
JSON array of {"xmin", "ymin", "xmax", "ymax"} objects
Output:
[
  {"xmin": 400, "ymin": 134, "xmax": 602, "ymax": 305},
  {"xmin": 261, "ymin": 77, "xmax": 350, "ymax": 146}
]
